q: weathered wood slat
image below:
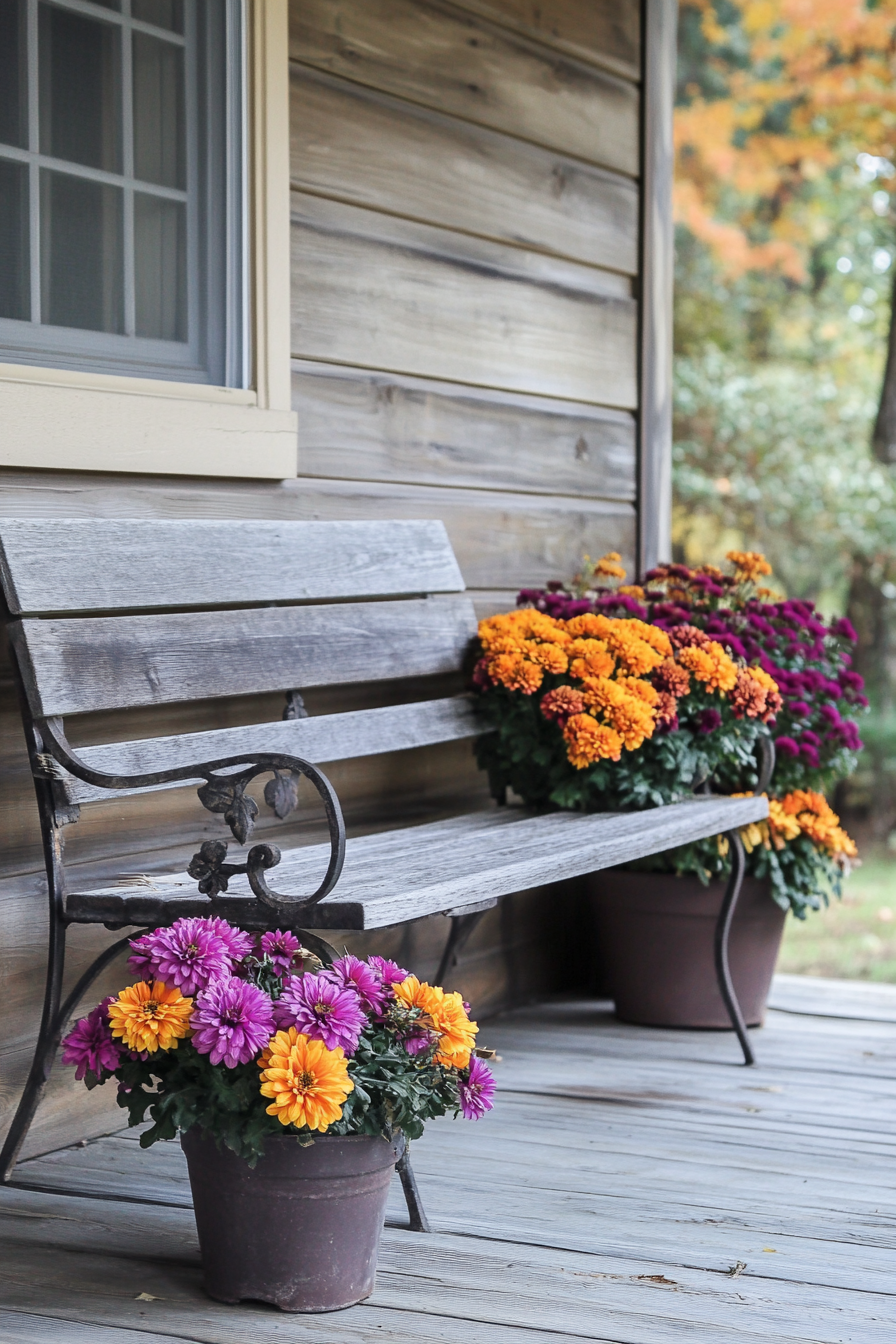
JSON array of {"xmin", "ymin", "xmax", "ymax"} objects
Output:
[
  {"xmin": 13, "ymin": 596, "xmax": 477, "ymax": 717},
  {"xmin": 0, "ymin": 518, "xmax": 463, "ymax": 616},
  {"xmin": 57, "ymin": 696, "xmax": 482, "ymax": 804},
  {"xmin": 291, "ymin": 193, "xmax": 637, "ymax": 407},
  {"xmin": 70, "ymin": 796, "xmax": 770, "ymax": 930},
  {"xmin": 290, "ymin": 65, "xmax": 639, "ymax": 273},
  {"xmin": 290, "ymin": 0, "xmax": 640, "ymax": 176},
  {"xmin": 453, "ymin": 0, "xmax": 641, "ymax": 80},
  {"xmin": 292, "ymin": 362, "xmax": 637, "ymax": 500},
  {"xmin": 0, "ymin": 1310, "xmax": 192, "ymax": 1344}
]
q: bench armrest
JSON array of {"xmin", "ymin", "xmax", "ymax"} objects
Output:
[{"xmin": 37, "ymin": 716, "xmax": 346, "ymax": 912}]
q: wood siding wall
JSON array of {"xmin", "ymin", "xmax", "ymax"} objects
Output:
[{"xmin": 0, "ymin": 0, "xmax": 643, "ymax": 1157}]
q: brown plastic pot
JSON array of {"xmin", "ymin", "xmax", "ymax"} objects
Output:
[
  {"xmin": 589, "ymin": 870, "xmax": 787, "ymax": 1028},
  {"xmin": 181, "ymin": 1129, "xmax": 397, "ymax": 1312}
]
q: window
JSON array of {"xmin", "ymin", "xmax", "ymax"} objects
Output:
[{"xmin": 0, "ymin": 0, "xmax": 246, "ymax": 386}]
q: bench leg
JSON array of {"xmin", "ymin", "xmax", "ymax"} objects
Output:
[
  {"xmin": 0, "ymin": 926, "xmax": 133, "ymax": 1182},
  {"xmin": 715, "ymin": 830, "xmax": 755, "ymax": 1066},
  {"xmin": 436, "ymin": 910, "xmax": 487, "ymax": 988},
  {"xmin": 396, "ymin": 1144, "xmax": 431, "ymax": 1232}
]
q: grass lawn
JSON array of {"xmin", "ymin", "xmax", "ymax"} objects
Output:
[{"xmin": 778, "ymin": 851, "xmax": 896, "ymax": 982}]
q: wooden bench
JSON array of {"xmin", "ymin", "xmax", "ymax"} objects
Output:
[{"xmin": 0, "ymin": 518, "xmax": 769, "ymax": 1216}]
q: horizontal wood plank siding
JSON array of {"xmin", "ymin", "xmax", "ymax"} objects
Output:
[
  {"xmin": 290, "ymin": 66, "xmax": 639, "ymax": 273},
  {"xmin": 289, "ymin": 0, "xmax": 639, "ymax": 175},
  {"xmin": 292, "ymin": 362, "xmax": 636, "ymax": 499},
  {"xmin": 453, "ymin": 0, "xmax": 641, "ymax": 79},
  {"xmin": 291, "ymin": 193, "xmax": 637, "ymax": 406}
]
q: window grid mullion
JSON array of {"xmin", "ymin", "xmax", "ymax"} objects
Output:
[
  {"xmin": 26, "ymin": 0, "xmax": 40, "ymax": 324},
  {"xmin": 122, "ymin": 0, "xmax": 135, "ymax": 336}
]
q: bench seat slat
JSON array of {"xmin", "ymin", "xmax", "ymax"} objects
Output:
[
  {"xmin": 57, "ymin": 696, "xmax": 482, "ymax": 804},
  {"xmin": 13, "ymin": 596, "xmax": 477, "ymax": 717},
  {"xmin": 68, "ymin": 795, "xmax": 769, "ymax": 932},
  {"xmin": 0, "ymin": 519, "xmax": 464, "ymax": 615}
]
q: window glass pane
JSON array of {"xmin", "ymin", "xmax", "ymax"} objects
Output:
[
  {"xmin": 39, "ymin": 4, "xmax": 121, "ymax": 172},
  {"xmin": 133, "ymin": 0, "xmax": 183, "ymax": 34},
  {"xmin": 134, "ymin": 192, "xmax": 186, "ymax": 341},
  {"xmin": 133, "ymin": 32, "xmax": 185, "ymax": 189},
  {"xmin": 40, "ymin": 169, "xmax": 123, "ymax": 332},
  {"xmin": 0, "ymin": 0, "xmax": 26, "ymax": 148},
  {"xmin": 0, "ymin": 158, "xmax": 29, "ymax": 320}
]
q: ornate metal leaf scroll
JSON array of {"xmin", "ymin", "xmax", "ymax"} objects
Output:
[
  {"xmin": 197, "ymin": 773, "xmax": 259, "ymax": 843},
  {"xmin": 264, "ymin": 770, "xmax": 300, "ymax": 820}
]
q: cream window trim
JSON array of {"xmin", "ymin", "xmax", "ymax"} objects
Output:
[{"xmin": 0, "ymin": 0, "xmax": 297, "ymax": 480}]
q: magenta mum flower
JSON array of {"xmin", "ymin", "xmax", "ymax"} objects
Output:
[
  {"xmin": 368, "ymin": 955, "xmax": 408, "ymax": 986},
  {"xmin": 259, "ymin": 929, "xmax": 302, "ymax": 975},
  {"xmin": 325, "ymin": 954, "xmax": 389, "ymax": 1014},
  {"xmin": 190, "ymin": 977, "xmax": 275, "ymax": 1068},
  {"xmin": 274, "ymin": 972, "xmax": 366, "ymax": 1054},
  {"xmin": 458, "ymin": 1056, "xmax": 496, "ymax": 1120},
  {"xmin": 128, "ymin": 918, "xmax": 232, "ymax": 996},
  {"xmin": 203, "ymin": 917, "xmax": 255, "ymax": 964},
  {"xmin": 61, "ymin": 997, "xmax": 121, "ymax": 1081}
]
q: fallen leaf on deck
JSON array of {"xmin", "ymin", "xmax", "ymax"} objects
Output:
[
  {"xmin": 728, "ymin": 1261, "xmax": 747, "ymax": 1278},
  {"xmin": 135, "ymin": 1293, "xmax": 162, "ymax": 1301}
]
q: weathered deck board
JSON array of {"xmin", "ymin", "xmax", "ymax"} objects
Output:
[{"xmin": 3, "ymin": 982, "xmax": 894, "ymax": 1342}]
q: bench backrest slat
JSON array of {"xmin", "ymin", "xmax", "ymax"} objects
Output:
[
  {"xmin": 12, "ymin": 596, "xmax": 477, "ymax": 717},
  {"xmin": 0, "ymin": 519, "xmax": 464, "ymax": 614},
  {"xmin": 56, "ymin": 696, "xmax": 481, "ymax": 803}
]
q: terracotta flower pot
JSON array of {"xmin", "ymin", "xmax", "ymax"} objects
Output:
[
  {"xmin": 181, "ymin": 1129, "xmax": 397, "ymax": 1312},
  {"xmin": 589, "ymin": 870, "xmax": 787, "ymax": 1028}
]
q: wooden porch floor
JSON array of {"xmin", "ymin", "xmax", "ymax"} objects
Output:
[{"xmin": 1, "ymin": 978, "xmax": 894, "ymax": 1344}]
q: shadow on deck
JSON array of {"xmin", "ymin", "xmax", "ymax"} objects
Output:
[{"xmin": 1, "ymin": 979, "xmax": 894, "ymax": 1343}]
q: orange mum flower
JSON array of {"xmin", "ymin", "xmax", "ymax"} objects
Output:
[
  {"xmin": 563, "ymin": 713, "xmax": 623, "ymax": 768},
  {"xmin": 677, "ymin": 641, "xmax": 738, "ymax": 693},
  {"xmin": 567, "ymin": 637, "xmax": 615, "ymax": 679},
  {"xmin": 523, "ymin": 640, "xmax": 569, "ymax": 674},
  {"xmin": 487, "ymin": 652, "xmax": 544, "ymax": 694},
  {"xmin": 393, "ymin": 977, "xmax": 478, "ymax": 1069},
  {"xmin": 108, "ymin": 980, "xmax": 193, "ymax": 1054},
  {"xmin": 727, "ymin": 550, "xmax": 773, "ymax": 581},
  {"xmin": 259, "ymin": 1027, "xmax": 353, "ymax": 1132}
]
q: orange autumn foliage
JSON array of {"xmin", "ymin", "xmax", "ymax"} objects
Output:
[{"xmin": 676, "ymin": 0, "xmax": 896, "ymax": 278}]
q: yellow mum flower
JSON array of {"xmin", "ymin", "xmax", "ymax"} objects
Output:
[
  {"xmin": 259, "ymin": 1027, "xmax": 353, "ymax": 1132},
  {"xmin": 108, "ymin": 980, "xmax": 193, "ymax": 1054},
  {"xmin": 563, "ymin": 713, "xmax": 623, "ymax": 768},
  {"xmin": 616, "ymin": 676, "xmax": 661, "ymax": 707},
  {"xmin": 567, "ymin": 638, "xmax": 615, "ymax": 679}
]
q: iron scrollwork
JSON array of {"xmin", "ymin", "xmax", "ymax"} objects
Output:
[{"xmin": 37, "ymin": 717, "xmax": 347, "ymax": 914}]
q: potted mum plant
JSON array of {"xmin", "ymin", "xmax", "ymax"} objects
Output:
[
  {"xmin": 510, "ymin": 551, "xmax": 863, "ymax": 1028},
  {"xmin": 61, "ymin": 919, "xmax": 494, "ymax": 1313}
]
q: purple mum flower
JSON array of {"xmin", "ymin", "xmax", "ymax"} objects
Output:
[
  {"xmin": 831, "ymin": 616, "xmax": 858, "ymax": 642},
  {"xmin": 275, "ymin": 973, "xmax": 366, "ymax": 1054},
  {"xmin": 787, "ymin": 700, "xmax": 810, "ymax": 718},
  {"xmin": 774, "ymin": 736, "xmax": 800, "ymax": 759},
  {"xmin": 61, "ymin": 998, "xmax": 122, "ymax": 1081},
  {"xmin": 368, "ymin": 955, "xmax": 409, "ymax": 986},
  {"xmin": 128, "ymin": 918, "xmax": 232, "ymax": 996},
  {"xmin": 190, "ymin": 977, "xmax": 275, "ymax": 1068},
  {"xmin": 696, "ymin": 708, "xmax": 722, "ymax": 735},
  {"xmin": 325, "ymin": 954, "xmax": 389, "ymax": 1014},
  {"xmin": 259, "ymin": 929, "xmax": 302, "ymax": 976},
  {"xmin": 458, "ymin": 1056, "xmax": 496, "ymax": 1120},
  {"xmin": 800, "ymin": 743, "xmax": 821, "ymax": 769}
]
